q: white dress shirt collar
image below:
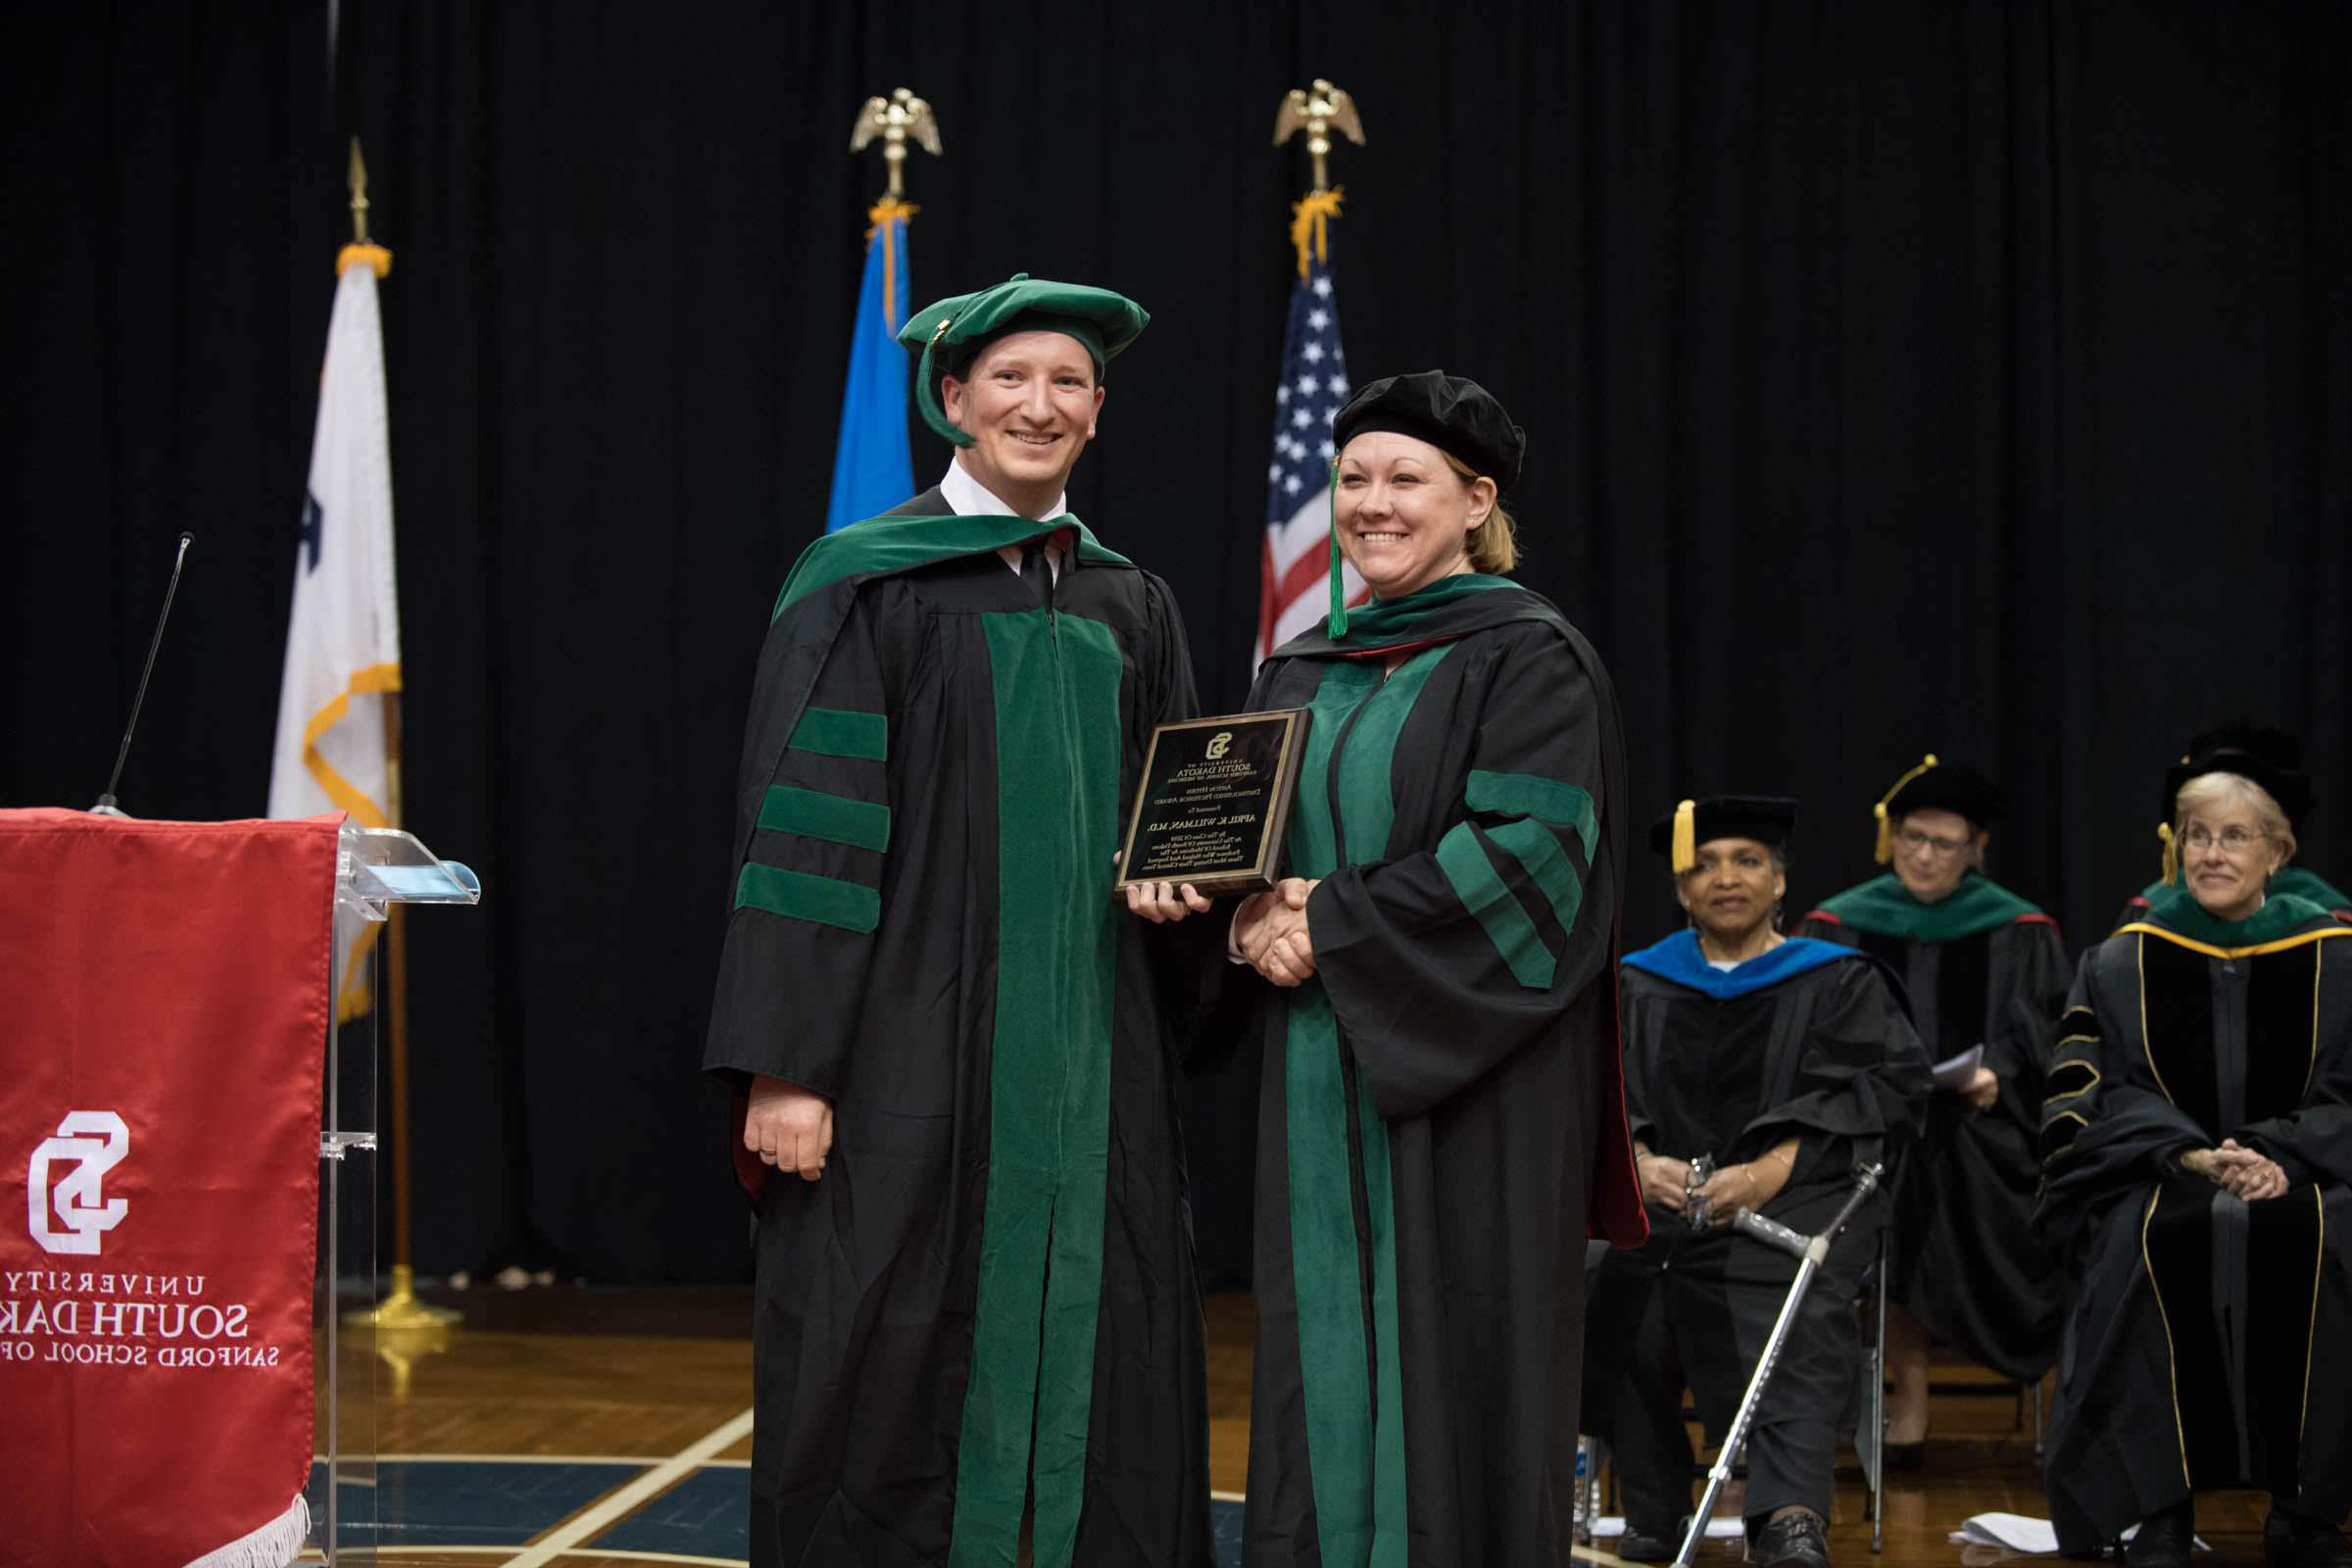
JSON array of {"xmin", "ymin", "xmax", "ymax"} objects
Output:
[{"xmin": 939, "ymin": 458, "xmax": 1067, "ymax": 524}]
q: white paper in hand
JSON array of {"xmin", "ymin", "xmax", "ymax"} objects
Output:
[{"xmin": 1933, "ymin": 1043, "xmax": 1987, "ymax": 1091}]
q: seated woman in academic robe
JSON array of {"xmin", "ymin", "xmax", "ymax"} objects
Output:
[
  {"xmin": 1585, "ymin": 797, "xmax": 1930, "ymax": 1568},
  {"xmin": 2110, "ymin": 723, "xmax": 2352, "ymax": 931},
  {"xmin": 1794, "ymin": 758, "xmax": 2071, "ymax": 1462},
  {"xmin": 2039, "ymin": 759, "xmax": 2352, "ymax": 1568}
]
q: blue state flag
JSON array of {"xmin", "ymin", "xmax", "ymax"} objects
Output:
[{"xmin": 825, "ymin": 201, "xmax": 917, "ymax": 531}]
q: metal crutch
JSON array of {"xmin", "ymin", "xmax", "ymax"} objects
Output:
[{"xmin": 1671, "ymin": 1162, "xmax": 1885, "ymax": 1568}]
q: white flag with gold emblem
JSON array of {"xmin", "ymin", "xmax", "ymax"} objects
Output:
[{"xmin": 268, "ymin": 244, "xmax": 400, "ymax": 1017}]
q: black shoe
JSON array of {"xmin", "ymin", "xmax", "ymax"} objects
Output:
[
  {"xmin": 2128, "ymin": 1499, "xmax": 2192, "ymax": 1568},
  {"xmin": 1618, "ymin": 1521, "xmax": 1682, "ymax": 1562},
  {"xmin": 2266, "ymin": 1507, "xmax": 2350, "ymax": 1568},
  {"xmin": 1751, "ymin": 1508, "xmax": 1830, "ymax": 1568}
]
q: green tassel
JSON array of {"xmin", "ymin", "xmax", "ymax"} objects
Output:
[{"xmin": 1325, "ymin": 464, "xmax": 1348, "ymax": 638}]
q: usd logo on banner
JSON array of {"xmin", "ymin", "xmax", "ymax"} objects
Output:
[{"xmin": 26, "ymin": 1109, "xmax": 128, "ymax": 1256}]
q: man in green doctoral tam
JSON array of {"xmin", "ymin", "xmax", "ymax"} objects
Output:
[{"xmin": 703, "ymin": 274, "xmax": 1216, "ymax": 1566}]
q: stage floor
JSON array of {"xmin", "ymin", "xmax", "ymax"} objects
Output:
[{"xmin": 299, "ymin": 1284, "xmax": 2282, "ymax": 1566}]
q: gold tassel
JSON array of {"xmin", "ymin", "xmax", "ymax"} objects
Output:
[
  {"xmin": 1290, "ymin": 187, "xmax": 1347, "ymax": 280},
  {"xmin": 1671, "ymin": 799, "xmax": 1697, "ymax": 875},
  {"xmin": 864, "ymin": 197, "xmax": 920, "ymax": 237},
  {"xmin": 2159, "ymin": 821, "xmax": 2179, "ymax": 886},
  {"xmin": 1872, "ymin": 752, "xmax": 1939, "ymax": 863}
]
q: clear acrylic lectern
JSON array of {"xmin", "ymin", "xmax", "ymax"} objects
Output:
[{"xmin": 305, "ymin": 822, "xmax": 479, "ymax": 1564}]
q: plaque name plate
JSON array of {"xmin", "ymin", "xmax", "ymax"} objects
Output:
[{"xmin": 1111, "ymin": 709, "xmax": 1311, "ymax": 900}]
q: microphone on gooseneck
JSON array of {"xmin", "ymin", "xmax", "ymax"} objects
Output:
[{"xmin": 91, "ymin": 532, "xmax": 194, "ymax": 818}]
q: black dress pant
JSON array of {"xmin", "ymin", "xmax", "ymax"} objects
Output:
[{"xmin": 1585, "ymin": 1221, "xmax": 1869, "ymax": 1528}]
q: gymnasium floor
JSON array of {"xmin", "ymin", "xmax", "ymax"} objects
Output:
[{"xmin": 297, "ymin": 1284, "xmax": 2280, "ymax": 1566}]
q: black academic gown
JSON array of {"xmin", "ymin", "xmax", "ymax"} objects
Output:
[
  {"xmin": 1796, "ymin": 874, "xmax": 2072, "ymax": 1380},
  {"xmin": 1584, "ymin": 935, "xmax": 1930, "ymax": 1524},
  {"xmin": 704, "ymin": 489, "xmax": 1214, "ymax": 1568},
  {"xmin": 1233, "ymin": 575, "xmax": 1646, "ymax": 1568},
  {"xmin": 2038, "ymin": 893, "xmax": 2352, "ymax": 1550}
]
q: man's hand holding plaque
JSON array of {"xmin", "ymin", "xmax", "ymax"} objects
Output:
[{"xmin": 1122, "ymin": 879, "xmax": 1213, "ymax": 923}]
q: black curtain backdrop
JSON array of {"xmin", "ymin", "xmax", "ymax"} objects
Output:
[{"xmin": 6, "ymin": 2, "xmax": 2348, "ymax": 1284}]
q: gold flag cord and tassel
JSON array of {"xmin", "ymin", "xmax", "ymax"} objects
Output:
[
  {"xmin": 865, "ymin": 197, "xmax": 920, "ymax": 333},
  {"xmin": 1291, "ymin": 187, "xmax": 1345, "ymax": 280}
]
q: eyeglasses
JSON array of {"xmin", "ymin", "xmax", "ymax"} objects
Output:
[
  {"xmin": 2180, "ymin": 825, "xmax": 2271, "ymax": 856},
  {"xmin": 1895, "ymin": 827, "xmax": 1972, "ymax": 857}
]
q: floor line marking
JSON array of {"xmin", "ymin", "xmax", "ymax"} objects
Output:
[
  {"xmin": 312, "ymin": 1452, "xmax": 751, "ymax": 1469},
  {"xmin": 502, "ymin": 1406, "xmax": 758, "ymax": 1568},
  {"xmin": 540, "ymin": 1554, "xmax": 749, "ymax": 1567},
  {"xmin": 343, "ymin": 1551, "xmax": 747, "ymax": 1566}
]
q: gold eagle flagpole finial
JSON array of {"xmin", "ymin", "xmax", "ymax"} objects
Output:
[
  {"xmin": 851, "ymin": 87, "xmax": 943, "ymax": 201},
  {"xmin": 1273, "ymin": 78, "xmax": 1365, "ymax": 195}
]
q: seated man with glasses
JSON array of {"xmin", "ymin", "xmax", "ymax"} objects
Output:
[
  {"xmin": 2037, "ymin": 756, "xmax": 2352, "ymax": 1568},
  {"xmin": 1795, "ymin": 759, "xmax": 2070, "ymax": 1464}
]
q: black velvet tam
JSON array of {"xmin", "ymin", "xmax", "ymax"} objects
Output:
[
  {"xmin": 2168, "ymin": 720, "xmax": 2315, "ymax": 824},
  {"xmin": 1887, "ymin": 762, "xmax": 2006, "ymax": 829},
  {"xmin": 1648, "ymin": 795, "xmax": 1799, "ymax": 858},
  {"xmin": 1332, "ymin": 369, "xmax": 1526, "ymax": 491}
]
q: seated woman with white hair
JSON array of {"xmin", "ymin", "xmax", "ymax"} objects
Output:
[
  {"xmin": 2038, "ymin": 752, "xmax": 2352, "ymax": 1568},
  {"xmin": 2111, "ymin": 722, "xmax": 2352, "ymax": 930}
]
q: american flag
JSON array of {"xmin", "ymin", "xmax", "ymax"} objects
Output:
[{"xmin": 1256, "ymin": 239, "xmax": 1364, "ymax": 662}]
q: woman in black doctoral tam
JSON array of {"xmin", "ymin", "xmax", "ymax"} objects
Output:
[
  {"xmin": 2112, "ymin": 723, "xmax": 2352, "ymax": 930},
  {"xmin": 1208, "ymin": 372, "xmax": 1646, "ymax": 1568},
  {"xmin": 1794, "ymin": 758, "xmax": 2070, "ymax": 1457},
  {"xmin": 2039, "ymin": 758, "xmax": 2352, "ymax": 1568},
  {"xmin": 1586, "ymin": 798, "xmax": 1928, "ymax": 1568}
]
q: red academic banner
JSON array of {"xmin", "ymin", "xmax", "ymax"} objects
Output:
[{"xmin": 0, "ymin": 808, "xmax": 340, "ymax": 1567}]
